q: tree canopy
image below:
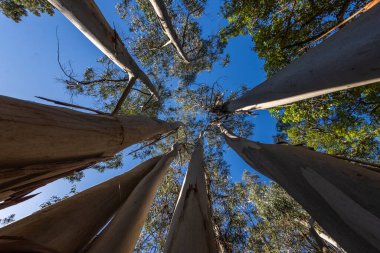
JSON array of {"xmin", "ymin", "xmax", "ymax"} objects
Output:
[
  {"xmin": 1, "ymin": 0, "xmax": 379, "ymax": 252},
  {"xmin": 0, "ymin": 0, "xmax": 53, "ymax": 22}
]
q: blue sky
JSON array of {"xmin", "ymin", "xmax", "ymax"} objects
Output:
[{"xmin": 0, "ymin": 1, "xmax": 276, "ymax": 223}]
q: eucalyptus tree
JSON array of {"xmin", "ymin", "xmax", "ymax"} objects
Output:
[
  {"xmin": 220, "ymin": 0, "xmax": 380, "ymax": 163},
  {"xmin": 132, "ymin": 83, "xmax": 254, "ymax": 252},
  {"xmin": 220, "ymin": 0, "xmax": 371, "ymax": 75},
  {"xmin": 0, "ymin": 95, "xmax": 182, "ymax": 209},
  {"xmin": 220, "ymin": 126, "xmax": 380, "ymax": 252},
  {"xmin": 220, "ymin": 1, "xmax": 380, "ymax": 112},
  {"xmin": 116, "ymin": 0, "xmax": 220, "ymax": 86},
  {"xmin": 164, "ymin": 135, "xmax": 219, "ymax": 253},
  {"xmin": 0, "ymin": 150, "xmax": 180, "ymax": 253}
]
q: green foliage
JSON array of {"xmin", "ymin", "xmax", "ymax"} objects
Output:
[
  {"xmin": 220, "ymin": 0, "xmax": 379, "ymax": 163},
  {"xmin": 116, "ymin": 0, "xmax": 222, "ymax": 86},
  {"xmin": 242, "ymin": 171, "xmax": 323, "ymax": 252},
  {"xmin": 0, "ymin": 0, "xmax": 53, "ymax": 22},
  {"xmin": 220, "ymin": 0, "xmax": 369, "ymax": 75},
  {"xmin": 40, "ymin": 184, "xmax": 77, "ymax": 209},
  {"xmin": 271, "ymin": 84, "xmax": 380, "ymax": 161}
]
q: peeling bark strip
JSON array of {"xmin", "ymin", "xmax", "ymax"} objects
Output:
[
  {"xmin": 0, "ymin": 95, "xmax": 182, "ymax": 207},
  {"xmin": 0, "ymin": 155, "xmax": 165, "ymax": 253},
  {"xmin": 86, "ymin": 144, "xmax": 181, "ymax": 253},
  {"xmin": 220, "ymin": 126, "xmax": 380, "ymax": 253},
  {"xmin": 223, "ymin": 3, "xmax": 380, "ymax": 112},
  {"xmin": 164, "ymin": 136, "xmax": 218, "ymax": 253},
  {"xmin": 149, "ymin": 0, "xmax": 190, "ymax": 63},
  {"xmin": 47, "ymin": 0, "xmax": 159, "ymax": 98}
]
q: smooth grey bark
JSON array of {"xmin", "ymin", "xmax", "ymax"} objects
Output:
[
  {"xmin": 223, "ymin": 4, "xmax": 380, "ymax": 112},
  {"xmin": 86, "ymin": 144, "xmax": 182, "ymax": 253},
  {"xmin": 0, "ymin": 155, "xmax": 167, "ymax": 252},
  {"xmin": 220, "ymin": 126, "xmax": 380, "ymax": 253},
  {"xmin": 148, "ymin": 0, "xmax": 190, "ymax": 63},
  {"xmin": 164, "ymin": 136, "xmax": 218, "ymax": 253},
  {"xmin": 47, "ymin": 0, "xmax": 159, "ymax": 98},
  {"xmin": 0, "ymin": 95, "xmax": 182, "ymax": 208}
]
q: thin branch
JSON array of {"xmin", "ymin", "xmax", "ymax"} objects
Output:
[
  {"xmin": 127, "ymin": 130, "xmax": 177, "ymax": 156},
  {"xmin": 35, "ymin": 96, "xmax": 107, "ymax": 115},
  {"xmin": 66, "ymin": 78, "xmax": 151, "ymax": 96},
  {"xmin": 112, "ymin": 76, "xmax": 137, "ymax": 115},
  {"xmin": 56, "ymin": 27, "xmax": 81, "ymax": 84},
  {"xmin": 141, "ymin": 94, "xmax": 154, "ymax": 112}
]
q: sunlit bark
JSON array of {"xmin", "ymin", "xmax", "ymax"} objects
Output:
[
  {"xmin": 164, "ymin": 135, "xmax": 218, "ymax": 253},
  {"xmin": 0, "ymin": 95, "xmax": 182, "ymax": 208},
  {"xmin": 0, "ymin": 155, "xmax": 168, "ymax": 252},
  {"xmin": 47, "ymin": 0, "xmax": 159, "ymax": 98},
  {"xmin": 220, "ymin": 126, "xmax": 380, "ymax": 253},
  {"xmin": 223, "ymin": 3, "xmax": 380, "ymax": 112},
  {"xmin": 148, "ymin": 0, "xmax": 190, "ymax": 63},
  {"xmin": 86, "ymin": 144, "xmax": 182, "ymax": 253}
]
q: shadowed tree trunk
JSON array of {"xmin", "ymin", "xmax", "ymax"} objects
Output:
[
  {"xmin": 86, "ymin": 144, "xmax": 182, "ymax": 253},
  {"xmin": 0, "ymin": 152, "xmax": 177, "ymax": 253},
  {"xmin": 164, "ymin": 135, "xmax": 218, "ymax": 253},
  {"xmin": 222, "ymin": 3, "xmax": 380, "ymax": 112},
  {"xmin": 148, "ymin": 0, "xmax": 190, "ymax": 63},
  {"xmin": 219, "ymin": 126, "xmax": 380, "ymax": 253},
  {"xmin": 47, "ymin": 0, "xmax": 159, "ymax": 99},
  {"xmin": 0, "ymin": 95, "xmax": 182, "ymax": 208}
]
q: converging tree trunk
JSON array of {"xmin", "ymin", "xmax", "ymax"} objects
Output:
[
  {"xmin": 222, "ymin": 3, "xmax": 380, "ymax": 112},
  {"xmin": 0, "ymin": 152, "xmax": 177, "ymax": 253},
  {"xmin": 164, "ymin": 135, "xmax": 218, "ymax": 253},
  {"xmin": 86, "ymin": 144, "xmax": 182, "ymax": 253},
  {"xmin": 148, "ymin": 0, "xmax": 190, "ymax": 63},
  {"xmin": 47, "ymin": 0, "xmax": 159, "ymax": 99},
  {"xmin": 0, "ymin": 95, "xmax": 182, "ymax": 208},
  {"xmin": 219, "ymin": 126, "xmax": 380, "ymax": 253}
]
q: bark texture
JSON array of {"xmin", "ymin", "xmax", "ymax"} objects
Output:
[
  {"xmin": 148, "ymin": 0, "xmax": 190, "ymax": 63},
  {"xmin": 86, "ymin": 144, "xmax": 181, "ymax": 253},
  {"xmin": 164, "ymin": 136, "xmax": 218, "ymax": 253},
  {"xmin": 47, "ymin": 0, "xmax": 159, "ymax": 98},
  {"xmin": 223, "ymin": 3, "xmax": 380, "ymax": 112},
  {"xmin": 0, "ymin": 95, "xmax": 182, "ymax": 208},
  {"xmin": 220, "ymin": 126, "xmax": 380, "ymax": 253},
  {"xmin": 0, "ymin": 155, "xmax": 164, "ymax": 253}
]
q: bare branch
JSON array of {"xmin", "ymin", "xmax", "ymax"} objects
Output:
[
  {"xmin": 35, "ymin": 96, "xmax": 107, "ymax": 115},
  {"xmin": 112, "ymin": 76, "xmax": 137, "ymax": 115}
]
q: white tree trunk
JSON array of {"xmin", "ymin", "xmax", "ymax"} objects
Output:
[
  {"xmin": 0, "ymin": 95, "xmax": 182, "ymax": 207},
  {"xmin": 223, "ymin": 3, "xmax": 380, "ymax": 112},
  {"xmin": 164, "ymin": 136, "xmax": 218, "ymax": 253},
  {"xmin": 86, "ymin": 144, "xmax": 181, "ymax": 253},
  {"xmin": 220, "ymin": 126, "xmax": 380, "ymax": 253},
  {"xmin": 148, "ymin": 0, "xmax": 190, "ymax": 63},
  {"xmin": 47, "ymin": 0, "xmax": 159, "ymax": 98},
  {"xmin": 0, "ymin": 155, "xmax": 165, "ymax": 252}
]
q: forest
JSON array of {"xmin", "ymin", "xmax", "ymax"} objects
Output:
[{"xmin": 0, "ymin": 0, "xmax": 379, "ymax": 252}]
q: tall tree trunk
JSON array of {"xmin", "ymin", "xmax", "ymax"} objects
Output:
[
  {"xmin": 47, "ymin": 0, "xmax": 159, "ymax": 98},
  {"xmin": 86, "ymin": 144, "xmax": 182, "ymax": 253},
  {"xmin": 296, "ymin": 218, "xmax": 341, "ymax": 251},
  {"xmin": 0, "ymin": 95, "xmax": 182, "ymax": 208},
  {"xmin": 219, "ymin": 126, "xmax": 380, "ymax": 253},
  {"xmin": 164, "ymin": 135, "xmax": 218, "ymax": 253},
  {"xmin": 222, "ymin": 3, "xmax": 380, "ymax": 112},
  {"xmin": 0, "ymin": 154, "xmax": 171, "ymax": 253},
  {"xmin": 148, "ymin": 0, "xmax": 190, "ymax": 63}
]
